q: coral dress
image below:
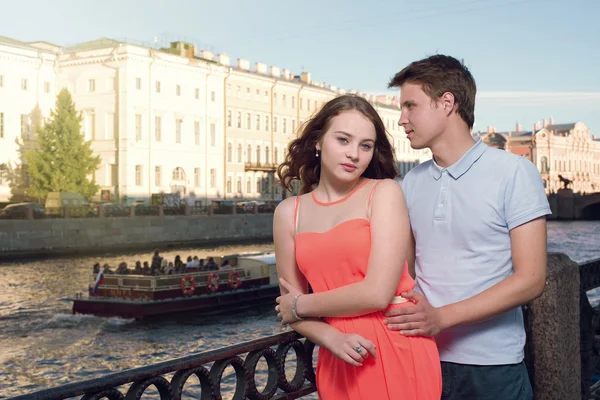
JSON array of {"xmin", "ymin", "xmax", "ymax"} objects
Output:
[{"xmin": 294, "ymin": 179, "xmax": 441, "ymax": 399}]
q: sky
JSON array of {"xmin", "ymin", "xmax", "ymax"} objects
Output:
[{"xmin": 1, "ymin": 0, "xmax": 598, "ymax": 135}]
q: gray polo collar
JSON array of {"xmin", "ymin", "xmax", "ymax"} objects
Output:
[{"xmin": 429, "ymin": 138, "xmax": 488, "ymax": 181}]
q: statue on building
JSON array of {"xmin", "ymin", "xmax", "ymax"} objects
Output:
[{"xmin": 558, "ymin": 174, "xmax": 573, "ymax": 189}]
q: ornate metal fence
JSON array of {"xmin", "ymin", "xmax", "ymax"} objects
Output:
[{"xmin": 9, "ymin": 331, "xmax": 317, "ymax": 400}]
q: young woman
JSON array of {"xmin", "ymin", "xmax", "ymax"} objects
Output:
[{"xmin": 273, "ymin": 94, "xmax": 441, "ymax": 399}]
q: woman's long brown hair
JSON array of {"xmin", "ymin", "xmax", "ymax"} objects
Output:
[{"xmin": 277, "ymin": 94, "xmax": 398, "ymax": 195}]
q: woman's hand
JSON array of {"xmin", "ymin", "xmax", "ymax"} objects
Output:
[
  {"xmin": 324, "ymin": 331, "xmax": 377, "ymax": 367},
  {"xmin": 275, "ymin": 278, "xmax": 303, "ymax": 324}
]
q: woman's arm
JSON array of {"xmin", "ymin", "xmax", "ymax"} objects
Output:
[
  {"xmin": 277, "ymin": 179, "xmax": 411, "ymax": 321},
  {"xmin": 273, "ymin": 197, "xmax": 377, "ymax": 366}
]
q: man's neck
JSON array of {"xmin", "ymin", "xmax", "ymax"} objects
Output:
[{"xmin": 430, "ymin": 128, "xmax": 476, "ymax": 168}]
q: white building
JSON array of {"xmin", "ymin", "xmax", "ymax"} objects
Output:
[{"xmin": 0, "ymin": 35, "xmax": 428, "ymax": 205}]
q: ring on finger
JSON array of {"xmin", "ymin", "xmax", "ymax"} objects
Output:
[{"xmin": 354, "ymin": 345, "xmax": 363, "ymax": 354}]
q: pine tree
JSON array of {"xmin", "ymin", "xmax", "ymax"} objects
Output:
[{"xmin": 23, "ymin": 89, "xmax": 100, "ymax": 200}]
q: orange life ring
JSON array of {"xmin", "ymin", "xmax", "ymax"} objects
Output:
[
  {"xmin": 181, "ymin": 276, "xmax": 195, "ymax": 295},
  {"xmin": 228, "ymin": 270, "xmax": 241, "ymax": 289},
  {"xmin": 207, "ymin": 272, "xmax": 220, "ymax": 292}
]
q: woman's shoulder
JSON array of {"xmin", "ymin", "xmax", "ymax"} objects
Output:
[{"xmin": 369, "ymin": 178, "xmax": 404, "ymax": 199}]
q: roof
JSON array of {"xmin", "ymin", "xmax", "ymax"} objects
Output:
[
  {"xmin": 63, "ymin": 37, "xmax": 123, "ymax": 52},
  {"xmin": 545, "ymin": 123, "xmax": 576, "ymax": 134}
]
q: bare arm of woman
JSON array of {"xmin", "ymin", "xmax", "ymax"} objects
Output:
[
  {"xmin": 273, "ymin": 197, "xmax": 377, "ymax": 366},
  {"xmin": 276, "ymin": 179, "xmax": 411, "ymax": 322}
]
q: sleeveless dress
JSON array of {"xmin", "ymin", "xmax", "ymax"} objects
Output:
[{"xmin": 294, "ymin": 179, "xmax": 442, "ymax": 400}]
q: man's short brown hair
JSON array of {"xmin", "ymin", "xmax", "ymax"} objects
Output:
[{"xmin": 389, "ymin": 55, "xmax": 476, "ymax": 129}]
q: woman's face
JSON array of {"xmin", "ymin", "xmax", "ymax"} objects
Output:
[{"xmin": 316, "ymin": 110, "xmax": 376, "ymax": 183}]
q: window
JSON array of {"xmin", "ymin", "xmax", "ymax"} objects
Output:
[
  {"xmin": 283, "ymin": 118, "xmax": 287, "ymax": 134},
  {"xmin": 256, "ymin": 177, "xmax": 261, "ymax": 193},
  {"xmin": 176, "ymin": 85, "xmax": 181, "ymax": 96},
  {"xmin": 274, "ymin": 147, "xmax": 279, "ymax": 164},
  {"xmin": 265, "ymin": 116, "xmax": 269, "ymax": 132},
  {"xmin": 256, "ymin": 89, "xmax": 260, "ymax": 100},
  {"xmin": 20, "ymin": 114, "xmax": 30, "ymax": 139},
  {"xmin": 247, "ymin": 178, "xmax": 251, "ymax": 193},
  {"xmin": 211, "ymin": 91, "xmax": 216, "ymax": 102},
  {"xmin": 0, "ymin": 75, "xmax": 3, "ymax": 87},
  {"xmin": 176, "ymin": 119, "xmax": 182, "ymax": 143},
  {"xmin": 210, "ymin": 123, "xmax": 216, "ymax": 146},
  {"xmin": 173, "ymin": 167, "xmax": 185, "ymax": 180},
  {"xmin": 266, "ymin": 146, "xmax": 270, "ymax": 164},
  {"xmin": 21, "ymin": 78, "xmax": 28, "ymax": 91},
  {"xmin": 155, "ymin": 166, "xmax": 162, "ymax": 186},
  {"xmin": 273, "ymin": 93, "xmax": 277, "ymax": 105},
  {"xmin": 273, "ymin": 117, "xmax": 278, "ymax": 133},
  {"xmin": 0, "ymin": 112, "xmax": 3, "ymax": 138},
  {"xmin": 227, "ymin": 177, "xmax": 232, "ymax": 193},
  {"xmin": 227, "ymin": 143, "xmax": 232, "ymax": 162},
  {"xmin": 44, "ymin": 82, "xmax": 50, "ymax": 93},
  {"xmin": 136, "ymin": 78, "xmax": 141, "ymax": 90},
  {"xmin": 135, "ymin": 114, "xmax": 142, "ymax": 141},
  {"xmin": 155, "ymin": 116, "xmax": 162, "ymax": 141},
  {"xmin": 135, "ymin": 165, "xmax": 142, "ymax": 186},
  {"xmin": 194, "ymin": 168, "xmax": 201, "ymax": 187},
  {"xmin": 246, "ymin": 113, "xmax": 251, "ymax": 129},
  {"xmin": 195, "ymin": 88, "xmax": 200, "ymax": 99},
  {"xmin": 210, "ymin": 169, "xmax": 216, "ymax": 188},
  {"xmin": 194, "ymin": 121, "xmax": 200, "ymax": 145},
  {"xmin": 264, "ymin": 90, "xmax": 268, "ymax": 102},
  {"xmin": 292, "ymin": 119, "xmax": 296, "ymax": 134},
  {"xmin": 237, "ymin": 86, "xmax": 241, "ymax": 98},
  {"xmin": 247, "ymin": 145, "xmax": 252, "ymax": 163},
  {"xmin": 155, "ymin": 81, "xmax": 161, "ymax": 93},
  {"xmin": 236, "ymin": 112, "xmax": 241, "ymax": 128},
  {"xmin": 88, "ymin": 79, "xmax": 95, "ymax": 92},
  {"xmin": 256, "ymin": 146, "xmax": 261, "ymax": 164},
  {"xmin": 246, "ymin": 87, "xmax": 250, "ymax": 99},
  {"xmin": 237, "ymin": 144, "xmax": 242, "ymax": 163},
  {"xmin": 282, "ymin": 94, "xmax": 286, "ymax": 107},
  {"xmin": 307, "ymin": 99, "xmax": 310, "ymax": 111},
  {"xmin": 292, "ymin": 96, "xmax": 295, "ymax": 109},
  {"xmin": 237, "ymin": 177, "xmax": 242, "ymax": 193},
  {"xmin": 227, "ymin": 110, "xmax": 232, "ymax": 127},
  {"xmin": 256, "ymin": 114, "xmax": 261, "ymax": 131}
]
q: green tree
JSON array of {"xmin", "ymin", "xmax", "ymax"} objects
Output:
[{"xmin": 23, "ymin": 89, "xmax": 100, "ymax": 200}]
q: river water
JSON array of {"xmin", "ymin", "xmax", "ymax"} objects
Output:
[{"xmin": 0, "ymin": 220, "xmax": 599, "ymax": 399}]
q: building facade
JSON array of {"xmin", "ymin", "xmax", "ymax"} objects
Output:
[
  {"xmin": 476, "ymin": 120, "xmax": 600, "ymax": 194},
  {"xmin": 0, "ymin": 35, "xmax": 428, "ymax": 204}
]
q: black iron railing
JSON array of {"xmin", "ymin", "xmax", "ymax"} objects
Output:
[
  {"xmin": 579, "ymin": 257, "xmax": 600, "ymax": 399},
  {"xmin": 9, "ymin": 331, "xmax": 316, "ymax": 400}
]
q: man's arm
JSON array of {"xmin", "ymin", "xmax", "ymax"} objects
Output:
[{"xmin": 385, "ymin": 156, "xmax": 550, "ymax": 335}]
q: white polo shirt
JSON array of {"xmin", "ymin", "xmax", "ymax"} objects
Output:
[{"xmin": 402, "ymin": 138, "xmax": 551, "ymax": 365}]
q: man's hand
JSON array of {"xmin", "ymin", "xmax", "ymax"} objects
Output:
[{"xmin": 383, "ymin": 290, "xmax": 445, "ymax": 336}]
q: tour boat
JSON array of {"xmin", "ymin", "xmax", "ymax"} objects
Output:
[{"xmin": 70, "ymin": 252, "xmax": 280, "ymax": 319}]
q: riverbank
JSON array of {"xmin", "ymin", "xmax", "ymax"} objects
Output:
[{"xmin": 0, "ymin": 214, "xmax": 274, "ymax": 261}]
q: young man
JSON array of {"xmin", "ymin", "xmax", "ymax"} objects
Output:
[{"xmin": 384, "ymin": 55, "xmax": 550, "ymax": 399}]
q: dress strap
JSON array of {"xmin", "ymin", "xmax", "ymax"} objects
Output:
[
  {"xmin": 366, "ymin": 180, "xmax": 382, "ymax": 219},
  {"xmin": 293, "ymin": 196, "xmax": 301, "ymax": 236}
]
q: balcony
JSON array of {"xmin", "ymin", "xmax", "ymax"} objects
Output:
[{"xmin": 245, "ymin": 162, "xmax": 277, "ymax": 172}]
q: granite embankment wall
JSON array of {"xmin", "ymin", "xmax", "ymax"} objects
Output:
[{"xmin": 0, "ymin": 214, "xmax": 274, "ymax": 259}]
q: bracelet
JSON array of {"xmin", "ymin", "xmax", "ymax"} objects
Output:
[{"xmin": 292, "ymin": 293, "xmax": 304, "ymax": 321}]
